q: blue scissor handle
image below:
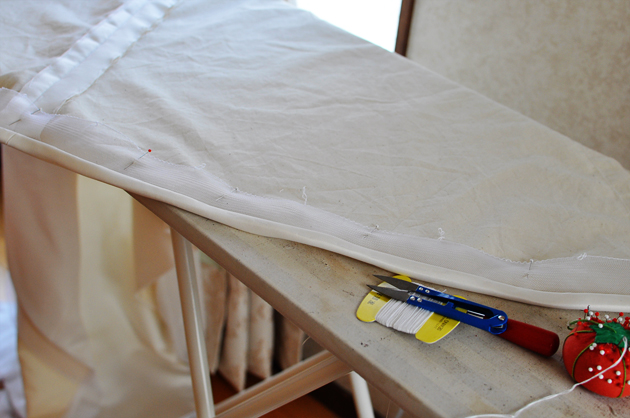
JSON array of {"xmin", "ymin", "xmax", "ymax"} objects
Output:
[{"xmin": 406, "ymin": 288, "xmax": 508, "ymax": 334}]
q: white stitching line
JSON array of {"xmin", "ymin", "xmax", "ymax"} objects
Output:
[
  {"xmin": 20, "ymin": 0, "xmax": 147, "ymax": 100},
  {"xmin": 21, "ymin": 0, "xmax": 180, "ymax": 104},
  {"xmin": 4, "ymin": 133, "xmax": 16, "ymax": 146}
]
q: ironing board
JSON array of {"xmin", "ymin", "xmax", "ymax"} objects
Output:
[
  {"xmin": 2, "ymin": 0, "xmax": 630, "ymax": 416},
  {"xmin": 136, "ymin": 195, "xmax": 629, "ymax": 418}
]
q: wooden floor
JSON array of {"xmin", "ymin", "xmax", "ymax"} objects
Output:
[{"xmin": 211, "ymin": 373, "xmax": 343, "ymax": 418}]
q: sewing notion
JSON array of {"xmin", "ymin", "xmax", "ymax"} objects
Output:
[{"xmin": 360, "ymin": 275, "xmax": 559, "ymax": 357}]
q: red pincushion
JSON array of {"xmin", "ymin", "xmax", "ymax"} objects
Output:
[{"xmin": 563, "ymin": 316, "xmax": 630, "ymax": 398}]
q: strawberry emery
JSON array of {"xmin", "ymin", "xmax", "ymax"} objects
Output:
[{"xmin": 563, "ymin": 308, "xmax": 630, "ymax": 398}]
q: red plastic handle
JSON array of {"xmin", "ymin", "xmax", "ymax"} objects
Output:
[{"xmin": 496, "ymin": 319, "xmax": 560, "ymax": 357}]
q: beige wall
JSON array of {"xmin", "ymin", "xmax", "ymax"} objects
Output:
[{"xmin": 407, "ymin": 0, "xmax": 630, "ymax": 169}]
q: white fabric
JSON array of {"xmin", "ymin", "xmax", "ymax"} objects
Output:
[
  {"xmin": 247, "ymin": 293, "xmax": 274, "ymax": 380},
  {"xmin": 2, "ymin": 0, "xmax": 630, "ymax": 310},
  {"xmin": 3, "ymin": 147, "xmax": 196, "ymax": 418},
  {"xmin": 0, "ymin": 301, "xmax": 26, "ymax": 418},
  {"xmin": 2, "ymin": 2, "xmax": 197, "ymax": 416},
  {"xmin": 20, "ymin": 0, "xmax": 180, "ymax": 112},
  {"xmin": 218, "ymin": 274, "xmax": 250, "ymax": 391},
  {"xmin": 199, "ymin": 256, "xmax": 228, "ymax": 373}
]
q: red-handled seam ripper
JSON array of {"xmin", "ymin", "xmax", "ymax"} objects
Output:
[{"xmin": 369, "ymin": 275, "xmax": 560, "ymax": 356}]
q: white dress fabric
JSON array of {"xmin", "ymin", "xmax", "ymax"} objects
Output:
[
  {"xmin": 0, "ymin": 300, "xmax": 26, "ymax": 418},
  {"xmin": 2, "ymin": 0, "xmax": 629, "ymax": 309},
  {"xmin": 1, "ymin": 0, "xmax": 630, "ymax": 415}
]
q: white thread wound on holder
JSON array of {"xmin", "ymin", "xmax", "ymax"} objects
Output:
[
  {"xmin": 466, "ymin": 336, "xmax": 629, "ymax": 418},
  {"xmin": 375, "ymin": 298, "xmax": 433, "ymax": 335}
]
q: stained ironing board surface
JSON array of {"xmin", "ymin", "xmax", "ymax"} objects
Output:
[
  {"xmin": 1, "ymin": 0, "xmax": 630, "ymax": 309},
  {"xmin": 135, "ymin": 194, "xmax": 629, "ymax": 418}
]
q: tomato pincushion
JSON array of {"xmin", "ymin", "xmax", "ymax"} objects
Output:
[{"xmin": 563, "ymin": 309, "xmax": 630, "ymax": 398}]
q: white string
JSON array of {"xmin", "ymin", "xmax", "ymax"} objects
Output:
[
  {"xmin": 301, "ymin": 186, "xmax": 308, "ymax": 204},
  {"xmin": 375, "ymin": 298, "xmax": 433, "ymax": 334},
  {"xmin": 466, "ymin": 336, "xmax": 628, "ymax": 418}
]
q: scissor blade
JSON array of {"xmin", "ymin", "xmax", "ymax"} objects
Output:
[
  {"xmin": 373, "ymin": 275, "xmax": 418, "ymax": 292},
  {"xmin": 367, "ymin": 285, "xmax": 410, "ymax": 302}
]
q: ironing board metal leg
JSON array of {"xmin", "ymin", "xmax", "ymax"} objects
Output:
[
  {"xmin": 171, "ymin": 228, "xmax": 215, "ymax": 418},
  {"xmin": 215, "ymin": 350, "xmax": 351, "ymax": 418},
  {"xmin": 349, "ymin": 372, "xmax": 375, "ymax": 418}
]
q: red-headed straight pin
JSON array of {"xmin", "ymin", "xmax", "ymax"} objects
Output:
[{"xmin": 124, "ymin": 149, "xmax": 151, "ymax": 170}]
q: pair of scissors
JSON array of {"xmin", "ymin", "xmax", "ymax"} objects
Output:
[{"xmin": 369, "ymin": 275, "xmax": 560, "ymax": 356}]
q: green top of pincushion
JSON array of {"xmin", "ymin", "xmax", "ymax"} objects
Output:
[{"xmin": 590, "ymin": 322, "xmax": 630, "ymax": 349}]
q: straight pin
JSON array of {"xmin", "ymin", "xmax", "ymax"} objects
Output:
[
  {"xmin": 137, "ymin": 149, "xmax": 151, "ymax": 159},
  {"xmin": 124, "ymin": 149, "xmax": 151, "ymax": 170}
]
